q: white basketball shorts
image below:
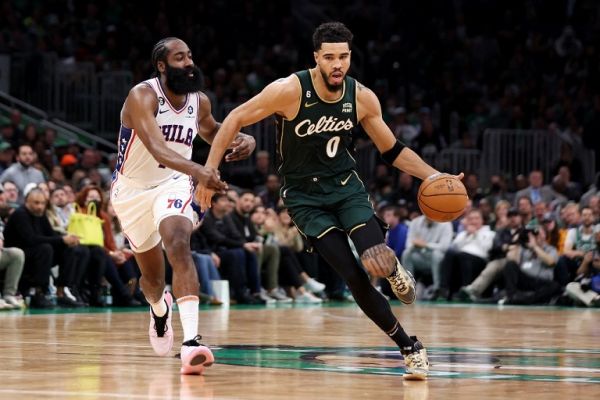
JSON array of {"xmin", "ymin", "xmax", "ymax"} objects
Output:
[{"xmin": 110, "ymin": 171, "xmax": 194, "ymax": 253}]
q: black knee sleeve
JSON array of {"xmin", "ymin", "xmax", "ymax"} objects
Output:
[{"xmin": 349, "ymin": 216, "xmax": 388, "ymax": 255}]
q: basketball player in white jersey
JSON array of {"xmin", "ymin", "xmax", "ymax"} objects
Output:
[{"xmin": 111, "ymin": 37, "xmax": 255, "ymax": 374}]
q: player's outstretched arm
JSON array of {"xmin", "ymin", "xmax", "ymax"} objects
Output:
[
  {"xmin": 123, "ymin": 84, "xmax": 226, "ymax": 191},
  {"xmin": 356, "ymin": 82, "xmax": 463, "ymax": 181},
  {"xmin": 197, "ymin": 76, "xmax": 299, "ymax": 211},
  {"xmin": 195, "ymin": 92, "xmax": 256, "ymax": 162}
]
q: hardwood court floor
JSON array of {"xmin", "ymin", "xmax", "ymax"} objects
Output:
[{"xmin": 0, "ymin": 302, "xmax": 597, "ymax": 400}]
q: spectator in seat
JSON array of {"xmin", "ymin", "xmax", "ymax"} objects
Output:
[
  {"xmin": 498, "ymin": 225, "xmax": 561, "ymax": 305},
  {"xmin": 381, "ymin": 205, "xmax": 409, "ymax": 260},
  {"xmin": 258, "ymin": 174, "xmax": 281, "ymax": 209},
  {"xmin": 485, "ymin": 175, "xmax": 514, "ymax": 207},
  {"xmin": 230, "ymin": 190, "xmax": 282, "ymax": 303},
  {"xmin": 0, "ymin": 218, "xmax": 24, "ymax": 309},
  {"xmin": 402, "ymin": 214, "xmax": 453, "ymax": 298},
  {"xmin": 555, "ymin": 206, "xmax": 598, "ymax": 286},
  {"xmin": 3, "ymin": 188, "xmax": 80, "ymax": 308},
  {"xmin": 516, "ymin": 196, "xmax": 535, "ymax": 226},
  {"xmin": 542, "ymin": 212, "xmax": 567, "ymax": 254},
  {"xmin": 490, "ymin": 200, "xmax": 511, "ymax": 231},
  {"xmin": 76, "ymin": 185, "xmax": 141, "ymax": 307},
  {"xmin": 459, "ymin": 207, "xmax": 523, "ymax": 302},
  {"xmin": 200, "ymin": 193, "xmax": 263, "ymax": 304},
  {"xmin": 565, "ymin": 230, "xmax": 600, "ymax": 307},
  {"xmin": 0, "ymin": 145, "xmax": 45, "ymax": 203},
  {"xmin": 514, "ymin": 170, "xmax": 556, "ymax": 206},
  {"xmin": 435, "ymin": 209, "xmax": 495, "ymax": 300}
]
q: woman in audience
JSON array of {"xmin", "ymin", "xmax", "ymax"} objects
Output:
[
  {"xmin": 258, "ymin": 207, "xmax": 323, "ymax": 303},
  {"xmin": 75, "ymin": 185, "xmax": 141, "ymax": 306}
]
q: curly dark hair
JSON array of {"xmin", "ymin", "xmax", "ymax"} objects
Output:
[
  {"xmin": 151, "ymin": 37, "xmax": 179, "ymax": 77},
  {"xmin": 312, "ymin": 22, "xmax": 353, "ymax": 51}
]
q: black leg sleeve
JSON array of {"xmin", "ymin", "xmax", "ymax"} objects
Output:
[
  {"xmin": 348, "ymin": 216, "xmax": 387, "ymax": 256},
  {"xmin": 313, "ymin": 229, "xmax": 398, "ymax": 332}
]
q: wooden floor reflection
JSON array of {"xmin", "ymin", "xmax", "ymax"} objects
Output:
[{"xmin": 0, "ymin": 302, "xmax": 597, "ymax": 399}]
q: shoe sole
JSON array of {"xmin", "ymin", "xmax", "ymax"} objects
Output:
[
  {"xmin": 403, "ymin": 371, "xmax": 427, "ymax": 380},
  {"xmin": 181, "ymin": 347, "xmax": 214, "ymax": 375}
]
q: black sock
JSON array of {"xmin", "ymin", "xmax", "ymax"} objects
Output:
[{"xmin": 386, "ymin": 321, "xmax": 415, "ymax": 350}]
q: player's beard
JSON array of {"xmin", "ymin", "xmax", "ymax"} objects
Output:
[
  {"xmin": 319, "ymin": 68, "xmax": 344, "ymax": 92},
  {"xmin": 165, "ymin": 63, "xmax": 203, "ymax": 95}
]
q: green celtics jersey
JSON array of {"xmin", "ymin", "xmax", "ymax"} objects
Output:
[{"xmin": 275, "ymin": 70, "xmax": 358, "ymax": 181}]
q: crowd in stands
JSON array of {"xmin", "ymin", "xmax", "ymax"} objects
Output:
[
  {"xmin": 0, "ymin": 122, "xmax": 598, "ymax": 310},
  {"xmin": 2, "ymin": 1, "xmax": 599, "ymax": 174},
  {"xmin": 379, "ymin": 168, "xmax": 600, "ymax": 307}
]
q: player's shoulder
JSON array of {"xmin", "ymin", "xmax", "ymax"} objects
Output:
[
  {"xmin": 355, "ymin": 79, "xmax": 379, "ymax": 112},
  {"xmin": 196, "ymin": 90, "xmax": 211, "ymax": 104},
  {"xmin": 194, "ymin": 90, "xmax": 214, "ymax": 115},
  {"xmin": 128, "ymin": 81, "xmax": 158, "ymax": 101},
  {"xmin": 267, "ymin": 74, "xmax": 301, "ymax": 95},
  {"xmin": 354, "ymin": 79, "xmax": 375, "ymax": 97}
]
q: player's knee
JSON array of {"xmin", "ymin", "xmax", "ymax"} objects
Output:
[
  {"xmin": 140, "ymin": 274, "xmax": 163, "ymax": 289},
  {"xmin": 163, "ymin": 235, "xmax": 191, "ymax": 263}
]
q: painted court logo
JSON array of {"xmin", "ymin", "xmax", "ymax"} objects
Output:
[{"xmin": 212, "ymin": 345, "xmax": 600, "ymax": 383}]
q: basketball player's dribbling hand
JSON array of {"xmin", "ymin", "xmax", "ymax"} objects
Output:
[
  {"xmin": 224, "ymin": 133, "xmax": 256, "ymax": 162},
  {"xmin": 427, "ymin": 172, "xmax": 465, "ymax": 181},
  {"xmin": 194, "ymin": 166, "xmax": 226, "ymax": 212},
  {"xmin": 193, "ymin": 165, "xmax": 227, "ymax": 195},
  {"xmin": 196, "ymin": 185, "xmax": 213, "ymax": 213}
]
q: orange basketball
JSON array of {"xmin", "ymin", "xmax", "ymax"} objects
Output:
[{"xmin": 417, "ymin": 175, "xmax": 469, "ymax": 222}]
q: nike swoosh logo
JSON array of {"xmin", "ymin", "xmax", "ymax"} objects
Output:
[
  {"xmin": 305, "ymin": 101, "xmax": 319, "ymax": 108},
  {"xmin": 341, "ymin": 173, "xmax": 353, "ymax": 186},
  {"xmin": 159, "ymin": 109, "xmax": 168, "ymax": 114}
]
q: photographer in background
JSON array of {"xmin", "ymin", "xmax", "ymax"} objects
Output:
[
  {"xmin": 565, "ymin": 231, "xmax": 600, "ymax": 307},
  {"xmin": 498, "ymin": 225, "xmax": 561, "ymax": 305}
]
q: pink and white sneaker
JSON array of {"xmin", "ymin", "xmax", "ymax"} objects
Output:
[
  {"xmin": 180, "ymin": 335, "xmax": 215, "ymax": 375},
  {"xmin": 148, "ymin": 291, "xmax": 174, "ymax": 356}
]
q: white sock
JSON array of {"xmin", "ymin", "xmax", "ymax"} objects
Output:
[
  {"xmin": 177, "ymin": 295, "xmax": 199, "ymax": 342},
  {"xmin": 149, "ymin": 292, "xmax": 167, "ymax": 317}
]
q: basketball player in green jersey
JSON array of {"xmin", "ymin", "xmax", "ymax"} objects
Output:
[{"xmin": 198, "ymin": 22, "xmax": 462, "ymax": 379}]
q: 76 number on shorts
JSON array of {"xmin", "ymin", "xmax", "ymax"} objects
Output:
[{"xmin": 167, "ymin": 198, "xmax": 183, "ymax": 209}]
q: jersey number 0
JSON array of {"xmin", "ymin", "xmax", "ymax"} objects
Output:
[{"xmin": 326, "ymin": 136, "xmax": 340, "ymax": 158}]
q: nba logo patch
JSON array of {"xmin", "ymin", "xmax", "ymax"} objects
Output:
[{"xmin": 188, "ymin": 105, "xmax": 194, "ymax": 114}]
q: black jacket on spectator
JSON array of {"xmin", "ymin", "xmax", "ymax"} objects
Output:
[
  {"xmin": 488, "ymin": 227, "xmax": 520, "ymax": 260},
  {"xmin": 4, "ymin": 205, "xmax": 63, "ymax": 248},
  {"xmin": 190, "ymin": 228, "xmax": 212, "ymax": 254},
  {"xmin": 230, "ymin": 211, "xmax": 259, "ymax": 243},
  {"xmin": 200, "ymin": 211, "xmax": 245, "ymax": 251}
]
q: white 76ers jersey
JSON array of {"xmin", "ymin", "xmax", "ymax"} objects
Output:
[{"xmin": 114, "ymin": 77, "xmax": 200, "ymax": 186}]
